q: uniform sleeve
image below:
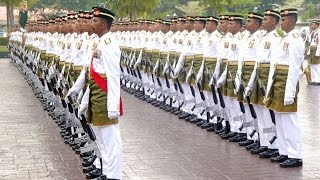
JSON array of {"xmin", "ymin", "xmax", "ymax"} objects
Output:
[
  {"xmin": 285, "ymin": 37, "xmax": 304, "ymax": 99},
  {"xmin": 316, "ymin": 31, "xmax": 320, "ymax": 56},
  {"xmin": 69, "ymin": 68, "xmax": 86, "ymax": 94},
  {"xmin": 101, "ymin": 41, "xmax": 121, "ymax": 112}
]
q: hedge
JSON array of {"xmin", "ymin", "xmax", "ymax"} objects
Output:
[{"xmin": 0, "ymin": 37, "xmax": 8, "ymax": 46}]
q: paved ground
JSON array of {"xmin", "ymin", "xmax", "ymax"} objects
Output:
[{"xmin": 1, "ymin": 58, "xmax": 320, "ymax": 180}]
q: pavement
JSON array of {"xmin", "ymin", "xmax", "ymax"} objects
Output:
[{"xmin": 1, "ymin": 58, "xmax": 320, "ymax": 180}]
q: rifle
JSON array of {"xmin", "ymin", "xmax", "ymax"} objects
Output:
[
  {"xmin": 231, "ymin": 73, "xmax": 246, "ymax": 131},
  {"xmin": 164, "ymin": 73, "xmax": 172, "ymax": 106},
  {"xmin": 196, "ymin": 83, "xmax": 209, "ymax": 124},
  {"xmin": 217, "ymin": 87, "xmax": 230, "ymax": 134},
  {"xmin": 176, "ymin": 78, "xmax": 185, "ymax": 109},
  {"xmin": 79, "ymin": 114, "xmax": 103, "ymax": 177},
  {"xmin": 260, "ymin": 81, "xmax": 277, "ymax": 144},
  {"xmin": 243, "ymin": 96, "xmax": 259, "ymax": 138}
]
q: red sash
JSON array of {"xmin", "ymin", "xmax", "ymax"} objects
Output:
[{"xmin": 90, "ymin": 54, "xmax": 123, "ymax": 116}]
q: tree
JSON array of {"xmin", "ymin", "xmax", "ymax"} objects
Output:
[
  {"xmin": 198, "ymin": 0, "xmax": 232, "ymax": 16},
  {"xmin": 110, "ymin": 0, "xmax": 161, "ymax": 20}
]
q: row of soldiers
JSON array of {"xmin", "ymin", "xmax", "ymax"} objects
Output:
[
  {"xmin": 10, "ymin": 7, "xmax": 122, "ymax": 180},
  {"xmin": 116, "ymin": 9, "xmax": 304, "ymax": 168},
  {"xmin": 8, "ymin": 8, "xmax": 305, "ymax": 180}
]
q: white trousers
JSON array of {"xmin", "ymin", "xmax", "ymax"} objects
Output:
[
  {"xmin": 257, "ymin": 106, "xmax": 278, "ymax": 149},
  {"xmin": 275, "ymin": 112, "xmax": 302, "ymax": 159},
  {"xmin": 141, "ymin": 71, "xmax": 149, "ymax": 94},
  {"xmin": 181, "ymin": 83, "xmax": 194, "ymax": 114},
  {"xmin": 92, "ymin": 124, "xmax": 123, "ymax": 179},
  {"xmin": 310, "ymin": 64, "xmax": 320, "ymax": 83},
  {"xmin": 244, "ymin": 104, "xmax": 258, "ymax": 140}
]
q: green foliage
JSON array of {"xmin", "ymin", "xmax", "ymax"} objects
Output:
[
  {"xmin": 301, "ymin": 3, "xmax": 317, "ymax": 21},
  {"xmin": 222, "ymin": 0, "xmax": 260, "ymax": 16},
  {"xmin": 0, "ymin": 37, "xmax": 8, "ymax": 46}
]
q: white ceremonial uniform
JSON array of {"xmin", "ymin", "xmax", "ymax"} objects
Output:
[
  {"xmin": 307, "ymin": 28, "xmax": 320, "ymax": 83},
  {"xmin": 266, "ymin": 29, "xmax": 304, "ymax": 159},
  {"xmin": 217, "ymin": 31, "xmax": 246, "ymax": 133},
  {"xmin": 239, "ymin": 30, "xmax": 262, "ymax": 141},
  {"xmin": 198, "ymin": 29, "xmax": 222, "ymax": 122},
  {"xmin": 247, "ymin": 29, "xmax": 282, "ymax": 149},
  {"xmin": 79, "ymin": 32, "xmax": 123, "ymax": 178}
]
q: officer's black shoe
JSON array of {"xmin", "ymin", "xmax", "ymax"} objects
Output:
[
  {"xmin": 246, "ymin": 141, "xmax": 259, "ymax": 150},
  {"xmin": 83, "ymin": 165, "xmax": 96, "ymax": 173},
  {"xmin": 170, "ymin": 107, "xmax": 179, "ymax": 113},
  {"xmin": 164, "ymin": 106, "xmax": 172, "ymax": 112},
  {"xmin": 206, "ymin": 126, "xmax": 216, "ymax": 132},
  {"xmin": 251, "ymin": 146, "xmax": 268, "ymax": 154},
  {"xmin": 97, "ymin": 175, "xmax": 108, "ymax": 180},
  {"xmin": 239, "ymin": 139, "xmax": 254, "ymax": 146},
  {"xmin": 190, "ymin": 118, "xmax": 201, "ymax": 123},
  {"xmin": 75, "ymin": 149, "xmax": 81, "ymax": 154},
  {"xmin": 229, "ymin": 133, "xmax": 247, "ymax": 142},
  {"xmin": 178, "ymin": 112, "xmax": 189, "ymax": 119},
  {"xmin": 259, "ymin": 149, "xmax": 279, "ymax": 158},
  {"xmin": 185, "ymin": 114, "xmax": 197, "ymax": 121},
  {"xmin": 82, "ymin": 155, "xmax": 97, "ymax": 167},
  {"xmin": 198, "ymin": 121, "xmax": 208, "ymax": 127},
  {"xmin": 146, "ymin": 98, "xmax": 153, "ymax": 103},
  {"xmin": 85, "ymin": 168, "xmax": 101, "ymax": 179},
  {"xmin": 173, "ymin": 109, "xmax": 183, "ymax": 115},
  {"xmin": 221, "ymin": 132, "xmax": 237, "ymax": 139},
  {"xmin": 80, "ymin": 151, "xmax": 93, "ymax": 158},
  {"xmin": 215, "ymin": 127, "xmax": 225, "ymax": 134},
  {"xmin": 270, "ymin": 155, "xmax": 288, "ymax": 163},
  {"xmin": 280, "ymin": 158, "xmax": 302, "ymax": 168}
]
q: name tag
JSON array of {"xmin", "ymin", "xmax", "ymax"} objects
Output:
[
  {"xmin": 248, "ymin": 40, "xmax": 254, "ymax": 49},
  {"xmin": 224, "ymin": 42, "xmax": 229, "ymax": 48},
  {"xmin": 264, "ymin": 41, "xmax": 271, "ymax": 49},
  {"xmin": 231, "ymin": 44, "xmax": 237, "ymax": 51},
  {"xmin": 282, "ymin": 42, "xmax": 289, "ymax": 51},
  {"xmin": 94, "ymin": 50, "xmax": 101, "ymax": 58}
]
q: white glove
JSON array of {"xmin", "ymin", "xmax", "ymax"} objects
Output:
[
  {"xmin": 66, "ymin": 89, "xmax": 77, "ymax": 97},
  {"xmin": 108, "ymin": 111, "xmax": 120, "ymax": 119},
  {"xmin": 78, "ymin": 104, "xmax": 87, "ymax": 118},
  {"xmin": 244, "ymin": 87, "xmax": 252, "ymax": 97},
  {"xmin": 284, "ymin": 97, "xmax": 294, "ymax": 106}
]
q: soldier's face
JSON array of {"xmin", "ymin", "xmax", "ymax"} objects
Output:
[
  {"xmin": 246, "ymin": 18, "xmax": 257, "ymax": 34},
  {"xmin": 176, "ymin": 21, "xmax": 185, "ymax": 31},
  {"xmin": 205, "ymin": 21, "xmax": 216, "ymax": 33},
  {"xmin": 170, "ymin": 22, "xmax": 177, "ymax": 32},
  {"xmin": 262, "ymin": 16, "xmax": 274, "ymax": 31},
  {"xmin": 92, "ymin": 17, "xmax": 106, "ymax": 35},
  {"xmin": 185, "ymin": 20, "xmax": 194, "ymax": 31},
  {"xmin": 194, "ymin": 21, "xmax": 204, "ymax": 32},
  {"xmin": 228, "ymin": 21, "xmax": 240, "ymax": 34},
  {"xmin": 280, "ymin": 16, "xmax": 294, "ymax": 33},
  {"xmin": 219, "ymin": 20, "xmax": 229, "ymax": 33},
  {"xmin": 310, "ymin": 22, "xmax": 319, "ymax": 31}
]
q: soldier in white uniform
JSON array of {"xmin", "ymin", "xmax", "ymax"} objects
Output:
[
  {"xmin": 245, "ymin": 9, "xmax": 282, "ymax": 158},
  {"xmin": 306, "ymin": 19, "xmax": 320, "ymax": 85},
  {"xmin": 73, "ymin": 7, "xmax": 123, "ymax": 179},
  {"xmin": 264, "ymin": 8, "xmax": 304, "ymax": 168},
  {"xmin": 230, "ymin": 12, "xmax": 264, "ymax": 143},
  {"xmin": 217, "ymin": 15, "xmax": 247, "ymax": 140}
]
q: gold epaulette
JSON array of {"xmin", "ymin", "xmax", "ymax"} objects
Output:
[
  {"xmin": 104, "ymin": 38, "xmax": 111, "ymax": 45},
  {"xmin": 292, "ymin": 33, "xmax": 299, "ymax": 38}
]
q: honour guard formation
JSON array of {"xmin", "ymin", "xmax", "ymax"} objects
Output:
[{"xmin": 6, "ymin": 3, "xmax": 320, "ymax": 180}]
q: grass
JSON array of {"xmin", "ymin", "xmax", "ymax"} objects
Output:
[{"xmin": 0, "ymin": 46, "xmax": 8, "ymax": 52}]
